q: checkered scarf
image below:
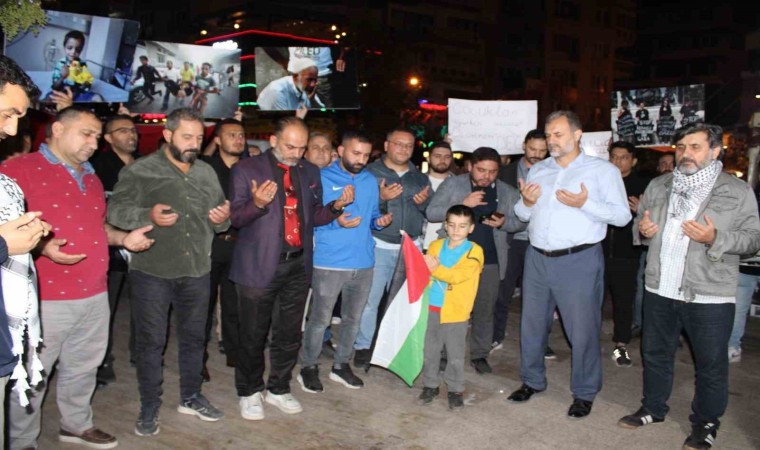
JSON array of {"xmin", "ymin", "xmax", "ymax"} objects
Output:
[
  {"xmin": 671, "ymin": 160, "xmax": 722, "ymax": 219},
  {"xmin": 0, "ymin": 175, "xmax": 43, "ymax": 407}
]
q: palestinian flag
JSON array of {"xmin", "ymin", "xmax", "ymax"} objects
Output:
[{"xmin": 370, "ymin": 233, "xmax": 431, "ymax": 386}]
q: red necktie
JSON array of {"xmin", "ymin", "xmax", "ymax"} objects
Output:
[{"xmin": 278, "ymin": 163, "xmax": 302, "ymax": 248}]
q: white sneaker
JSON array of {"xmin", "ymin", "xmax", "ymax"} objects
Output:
[
  {"xmin": 728, "ymin": 347, "xmax": 742, "ymax": 363},
  {"xmin": 265, "ymin": 391, "xmax": 303, "ymax": 414},
  {"xmin": 240, "ymin": 392, "xmax": 265, "ymax": 421},
  {"xmin": 331, "ymin": 316, "xmax": 342, "ymax": 325}
]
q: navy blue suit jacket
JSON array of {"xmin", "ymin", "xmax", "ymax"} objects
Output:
[{"xmin": 229, "ymin": 152, "xmax": 335, "ymax": 289}]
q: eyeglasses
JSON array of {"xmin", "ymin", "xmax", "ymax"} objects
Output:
[
  {"xmin": 389, "ymin": 141, "xmax": 414, "ymax": 150},
  {"xmin": 109, "ymin": 127, "xmax": 138, "ymax": 135}
]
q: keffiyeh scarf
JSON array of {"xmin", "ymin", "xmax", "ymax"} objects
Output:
[
  {"xmin": 670, "ymin": 160, "xmax": 722, "ymax": 219},
  {"xmin": 0, "ymin": 174, "xmax": 43, "ymax": 406}
]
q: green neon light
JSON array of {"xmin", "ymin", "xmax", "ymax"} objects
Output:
[
  {"xmin": 238, "ymin": 102, "xmax": 258, "ymax": 106},
  {"xmin": 239, "ymin": 83, "xmax": 257, "ymax": 88}
]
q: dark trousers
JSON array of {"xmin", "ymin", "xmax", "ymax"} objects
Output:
[
  {"xmin": 130, "ymin": 270, "xmax": 210, "ymax": 409},
  {"xmin": 163, "ymin": 80, "xmax": 179, "ymax": 107},
  {"xmin": 469, "ymin": 265, "xmax": 500, "ymax": 360},
  {"xmin": 142, "ymin": 81, "xmax": 157, "ymax": 100},
  {"xmin": 642, "ymin": 291, "xmax": 734, "ymax": 425},
  {"xmin": 235, "ymin": 256, "xmax": 309, "ymax": 396},
  {"xmin": 521, "ymin": 244, "xmax": 604, "ymax": 401},
  {"xmin": 493, "ymin": 239, "xmax": 529, "ymax": 342},
  {"xmin": 101, "ymin": 270, "xmax": 133, "ymax": 368},
  {"xmin": 205, "ymin": 239, "xmax": 239, "ymax": 363},
  {"xmin": 605, "ymin": 257, "xmax": 640, "ymax": 344}
]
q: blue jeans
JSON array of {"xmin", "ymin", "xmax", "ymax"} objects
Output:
[
  {"xmin": 302, "ymin": 268, "xmax": 373, "ymax": 367},
  {"xmin": 130, "ymin": 270, "xmax": 210, "ymax": 410},
  {"xmin": 355, "ymin": 246, "xmax": 399, "ymax": 350},
  {"xmin": 729, "ymin": 273, "xmax": 758, "ymax": 350},
  {"xmin": 641, "ymin": 291, "xmax": 734, "ymax": 425}
]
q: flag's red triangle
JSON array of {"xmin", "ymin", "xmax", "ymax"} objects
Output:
[{"xmin": 401, "ymin": 233, "xmax": 431, "ymax": 303}]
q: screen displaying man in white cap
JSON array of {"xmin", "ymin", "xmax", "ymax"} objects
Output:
[{"xmin": 257, "ymin": 59, "xmax": 322, "ymax": 111}]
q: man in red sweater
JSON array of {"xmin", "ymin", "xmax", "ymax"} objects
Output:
[{"xmin": 2, "ymin": 106, "xmax": 153, "ymax": 450}]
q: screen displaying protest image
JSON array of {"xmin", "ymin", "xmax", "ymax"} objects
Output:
[
  {"xmin": 255, "ymin": 46, "xmax": 359, "ymax": 111},
  {"xmin": 4, "ymin": 10, "xmax": 140, "ymax": 103},
  {"xmin": 126, "ymin": 41, "xmax": 241, "ymax": 118},
  {"xmin": 611, "ymin": 84, "xmax": 705, "ymax": 147}
]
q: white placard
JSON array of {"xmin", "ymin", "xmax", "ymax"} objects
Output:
[
  {"xmin": 447, "ymin": 99, "xmax": 537, "ymax": 155},
  {"xmin": 581, "ymin": 131, "xmax": 613, "ymax": 160}
]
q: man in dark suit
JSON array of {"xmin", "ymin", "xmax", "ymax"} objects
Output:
[{"xmin": 229, "ymin": 117, "xmax": 353, "ymax": 421}]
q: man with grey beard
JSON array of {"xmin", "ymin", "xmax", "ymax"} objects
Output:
[
  {"xmin": 107, "ymin": 107, "xmax": 231, "ymax": 436},
  {"xmin": 228, "ymin": 116, "xmax": 352, "ymax": 420},
  {"xmin": 618, "ymin": 123, "xmax": 760, "ymax": 450}
]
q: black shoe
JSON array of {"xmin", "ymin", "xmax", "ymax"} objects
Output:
[
  {"xmin": 330, "ymin": 363, "xmax": 364, "ymax": 389},
  {"xmin": 353, "ymin": 349, "xmax": 372, "ymax": 371},
  {"xmin": 507, "ymin": 384, "xmax": 545, "ymax": 403},
  {"xmin": 96, "ymin": 363, "xmax": 116, "ymax": 387},
  {"xmin": 567, "ymin": 399, "xmax": 593, "ymax": 419},
  {"xmin": 417, "ymin": 387, "xmax": 439, "ymax": 406},
  {"xmin": 544, "ymin": 346, "xmax": 557, "ymax": 360},
  {"xmin": 617, "ymin": 406, "xmax": 664, "ymax": 429},
  {"xmin": 683, "ymin": 422, "xmax": 717, "ymax": 449},
  {"xmin": 297, "ymin": 365, "xmax": 323, "ymax": 393},
  {"xmin": 201, "ymin": 364, "xmax": 210, "ymax": 383},
  {"xmin": 448, "ymin": 392, "xmax": 464, "ymax": 411},
  {"xmin": 612, "ymin": 345, "xmax": 633, "ymax": 367},
  {"xmin": 470, "ymin": 358, "xmax": 492, "ymax": 374},
  {"xmin": 218, "ymin": 341, "xmax": 226, "ymax": 355}
]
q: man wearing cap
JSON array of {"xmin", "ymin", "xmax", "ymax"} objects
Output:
[{"xmin": 257, "ymin": 59, "xmax": 322, "ymax": 111}]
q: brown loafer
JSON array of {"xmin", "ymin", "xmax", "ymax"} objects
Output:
[{"xmin": 59, "ymin": 427, "xmax": 118, "ymax": 449}]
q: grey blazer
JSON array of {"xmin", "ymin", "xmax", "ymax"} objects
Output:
[{"xmin": 426, "ymin": 173, "xmax": 525, "ymax": 279}]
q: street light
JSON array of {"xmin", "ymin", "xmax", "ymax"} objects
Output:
[
  {"xmin": 233, "ymin": 23, "xmax": 240, "ymax": 29},
  {"xmin": 408, "ymin": 76, "xmax": 420, "ymax": 87},
  {"xmin": 200, "ymin": 30, "xmax": 207, "ymax": 35}
]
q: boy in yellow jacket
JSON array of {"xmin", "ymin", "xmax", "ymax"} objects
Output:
[{"xmin": 420, "ymin": 205, "xmax": 484, "ymax": 410}]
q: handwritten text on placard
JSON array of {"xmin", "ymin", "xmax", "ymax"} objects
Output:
[{"xmin": 448, "ymin": 99, "xmax": 537, "ymax": 155}]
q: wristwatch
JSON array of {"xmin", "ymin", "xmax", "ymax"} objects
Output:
[{"xmin": 329, "ymin": 201, "xmax": 345, "ymax": 215}]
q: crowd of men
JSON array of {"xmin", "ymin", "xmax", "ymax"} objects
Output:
[{"xmin": 0, "ymin": 54, "xmax": 757, "ymax": 450}]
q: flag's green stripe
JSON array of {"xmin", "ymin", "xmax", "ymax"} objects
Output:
[{"xmin": 386, "ymin": 292, "xmax": 429, "ymax": 386}]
